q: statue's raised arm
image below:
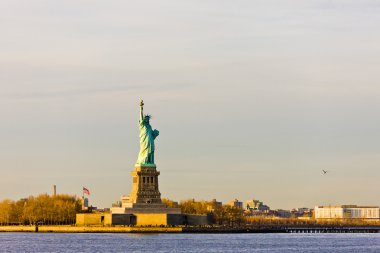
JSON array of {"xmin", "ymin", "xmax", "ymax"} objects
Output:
[
  {"xmin": 136, "ymin": 100, "xmax": 158, "ymax": 166},
  {"xmin": 139, "ymin": 99, "xmax": 144, "ymax": 122}
]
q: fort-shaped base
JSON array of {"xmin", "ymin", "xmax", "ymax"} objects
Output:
[{"xmin": 111, "ymin": 205, "xmax": 181, "ymax": 214}]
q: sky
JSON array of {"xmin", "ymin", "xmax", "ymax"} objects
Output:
[{"xmin": 0, "ymin": 0, "xmax": 380, "ymax": 209}]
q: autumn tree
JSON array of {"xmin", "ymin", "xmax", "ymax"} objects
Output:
[
  {"xmin": 0, "ymin": 194, "xmax": 81, "ymax": 225},
  {"xmin": 162, "ymin": 198, "xmax": 179, "ymax": 208}
]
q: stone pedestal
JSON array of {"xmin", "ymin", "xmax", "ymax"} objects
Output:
[
  {"xmin": 111, "ymin": 164, "xmax": 181, "ymax": 217},
  {"xmin": 129, "ymin": 164, "xmax": 163, "ymax": 205}
]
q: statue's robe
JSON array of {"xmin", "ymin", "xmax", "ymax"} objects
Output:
[{"xmin": 136, "ymin": 120, "xmax": 159, "ymax": 165}]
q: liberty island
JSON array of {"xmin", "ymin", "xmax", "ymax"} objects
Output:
[{"xmin": 76, "ymin": 100, "xmax": 209, "ymax": 226}]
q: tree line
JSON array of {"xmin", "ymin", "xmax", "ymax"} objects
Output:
[{"xmin": 0, "ymin": 194, "xmax": 81, "ymax": 225}]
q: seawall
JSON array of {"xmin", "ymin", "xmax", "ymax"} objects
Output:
[
  {"xmin": 1, "ymin": 226, "xmax": 379, "ymax": 233},
  {"xmin": 0, "ymin": 226, "xmax": 182, "ymax": 233}
]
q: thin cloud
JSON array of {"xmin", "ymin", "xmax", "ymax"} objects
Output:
[{"xmin": 1, "ymin": 83, "xmax": 193, "ymax": 100}]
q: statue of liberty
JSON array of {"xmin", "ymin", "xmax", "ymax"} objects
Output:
[{"xmin": 136, "ymin": 100, "xmax": 159, "ymax": 165}]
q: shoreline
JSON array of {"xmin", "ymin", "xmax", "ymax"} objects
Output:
[
  {"xmin": 0, "ymin": 225, "xmax": 182, "ymax": 233},
  {"xmin": 0, "ymin": 225, "xmax": 379, "ymax": 233}
]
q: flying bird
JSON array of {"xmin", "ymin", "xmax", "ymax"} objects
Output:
[{"xmin": 322, "ymin": 170, "xmax": 328, "ymax": 175}]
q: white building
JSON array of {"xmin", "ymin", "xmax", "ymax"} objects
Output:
[
  {"xmin": 227, "ymin": 199, "xmax": 243, "ymax": 209},
  {"xmin": 246, "ymin": 199, "xmax": 270, "ymax": 211},
  {"xmin": 315, "ymin": 205, "xmax": 379, "ymax": 219}
]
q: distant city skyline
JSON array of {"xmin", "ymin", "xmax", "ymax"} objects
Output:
[{"xmin": 1, "ymin": 0, "xmax": 380, "ymax": 209}]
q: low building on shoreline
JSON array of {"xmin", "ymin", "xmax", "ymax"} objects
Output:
[{"xmin": 315, "ymin": 205, "xmax": 380, "ymax": 220}]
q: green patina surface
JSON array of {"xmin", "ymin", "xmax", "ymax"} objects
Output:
[{"xmin": 136, "ymin": 100, "xmax": 159, "ymax": 165}]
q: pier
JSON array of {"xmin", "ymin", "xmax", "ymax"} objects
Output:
[
  {"xmin": 183, "ymin": 226, "xmax": 380, "ymax": 233},
  {"xmin": 284, "ymin": 227, "xmax": 380, "ymax": 233}
]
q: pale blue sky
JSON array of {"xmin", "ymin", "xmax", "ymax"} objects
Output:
[{"xmin": 1, "ymin": 0, "xmax": 380, "ymax": 209}]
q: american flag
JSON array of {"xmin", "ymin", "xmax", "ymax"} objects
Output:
[{"xmin": 83, "ymin": 187, "xmax": 90, "ymax": 195}]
